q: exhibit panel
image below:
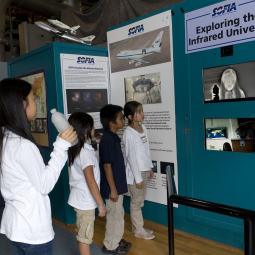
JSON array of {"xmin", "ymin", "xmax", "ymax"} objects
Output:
[
  {"xmin": 53, "ymin": 44, "xmax": 108, "ymax": 224},
  {"xmin": 60, "ymin": 53, "xmax": 109, "ymax": 158},
  {"xmin": 184, "ymin": 9, "xmax": 255, "ymax": 250},
  {"xmin": 107, "ymin": 9, "xmax": 178, "ymax": 207}
]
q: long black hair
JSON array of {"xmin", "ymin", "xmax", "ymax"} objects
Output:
[
  {"xmin": 68, "ymin": 112, "xmax": 94, "ymax": 166},
  {"xmin": 0, "ymin": 78, "xmax": 44, "ymax": 169},
  {"xmin": 124, "ymin": 101, "xmax": 142, "ymax": 126}
]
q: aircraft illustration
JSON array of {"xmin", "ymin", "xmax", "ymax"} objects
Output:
[
  {"xmin": 116, "ymin": 31, "xmax": 163, "ymax": 67},
  {"xmin": 35, "ymin": 20, "xmax": 95, "ymax": 45}
]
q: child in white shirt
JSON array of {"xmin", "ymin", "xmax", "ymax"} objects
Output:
[
  {"xmin": 0, "ymin": 78, "xmax": 77, "ymax": 255},
  {"xmin": 67, "ymin": 112, "xmax": 106, "ymax": 255},
  {"xmin": 123, "ymin": 101, "xmax": 155, "ymax": 240}
]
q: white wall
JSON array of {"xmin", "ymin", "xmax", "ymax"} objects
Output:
[{"xmin": 205, "ymin": 118, "xmax": 239, "ymax": 151}]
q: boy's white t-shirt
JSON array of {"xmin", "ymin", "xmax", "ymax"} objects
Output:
[
  {"xmin": 68, "ymin": 143, "xmax": 100, "ymax": 210},
  {"xmin": 123, "ymin": 124, "xmax": 153, "ymax": 184}
]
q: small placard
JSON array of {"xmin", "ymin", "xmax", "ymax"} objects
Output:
[{"xmin": 240, "ymin": 141, "xmax": 245, "ymax": 147}]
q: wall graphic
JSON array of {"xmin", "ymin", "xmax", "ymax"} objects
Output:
[{"xmin": 16, "ymin": 68, "xmax": 50, "ymax": 148}]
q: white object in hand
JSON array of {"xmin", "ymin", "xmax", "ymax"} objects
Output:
[{"xmin": 50, "ymin": 108, "xmax": 78, "ymax": 146}]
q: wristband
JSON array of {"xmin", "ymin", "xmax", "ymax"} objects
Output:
[{"xmin": 98, "ymin": 204, "xmax": 106, "ymax": 209}]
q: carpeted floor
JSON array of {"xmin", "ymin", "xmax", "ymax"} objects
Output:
[{"xmin": 0, "ymin": 206, "xmax": 110, "ymax": 255}]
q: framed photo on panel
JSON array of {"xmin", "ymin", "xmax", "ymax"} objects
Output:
[{"xmin": 16, "ymin": 68, "xmax": 51, "ymax": 148}]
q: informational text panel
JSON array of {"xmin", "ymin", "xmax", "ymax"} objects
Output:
[{"xmin": 107, "ymin": 10, "xmax": 177, "ymax": 205}]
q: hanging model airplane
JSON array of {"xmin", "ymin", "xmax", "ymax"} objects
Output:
[
  {"xmin": 116, "ymin": 31, "xmax": 163, "ymax": 67},
  {"xmin": 48, "ymin": 19, "xmax": 80, "ymax": 36},
  {"xmin": 35, "ymin": 19, "xmax": 95, "ymax": 45}
]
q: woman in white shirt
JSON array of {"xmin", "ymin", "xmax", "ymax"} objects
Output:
[
  {"xmin": 0, "ymin": 78, "xmax": 77, "ymax": 255},
  {"xmin": 123, "ymin": 101, "xmax": 155, "ymax": 240},
  {"xmin": 67, "ymin": 112, "xmax": 106, "ymax": 255}
]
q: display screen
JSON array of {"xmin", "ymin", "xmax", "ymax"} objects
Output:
[
  {"xmin": 205, "ymin": 118, "xmax": 255, "ymax": 153},
  {"xmin": 203, "ymin": 61, "xmax": 255, "ymax": 103}
]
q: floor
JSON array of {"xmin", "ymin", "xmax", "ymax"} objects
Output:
[{"xmin": 53, "ymin": 214, "xmax": 243, "ymax": 255}]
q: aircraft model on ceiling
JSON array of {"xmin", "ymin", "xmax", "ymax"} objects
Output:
[
  {"xmin": 35, "ymin": 19, "xmax": 95, "ymax": 45},
  {"xmin": 48, "ymin": 19, "xmax": 80, "ymax": 36},
  {"xmin": 116, "ymin": 31, "xmax": 163, "ymax": 67}
]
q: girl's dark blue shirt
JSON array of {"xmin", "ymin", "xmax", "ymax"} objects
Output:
[{"xmin": 99, "ymin": 129, "xmax": 128, "ymax": 199}]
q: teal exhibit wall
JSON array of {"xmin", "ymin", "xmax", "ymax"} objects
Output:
[
  {"xmin": 8, "ymin": 42, "xmax": 108, "ymax": 224},
  {"xmin": 110, "ymin": 0, "xmax": 254, "ymax": 249}
]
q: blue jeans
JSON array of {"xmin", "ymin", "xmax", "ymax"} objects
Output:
[{"xmin": 11, "ymin": 240, "xmax": 53, "ymax": 255}]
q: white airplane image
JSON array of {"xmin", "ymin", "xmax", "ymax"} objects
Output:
[
  {"xmin": 116, "ymin": 31, "xmax": 163, "ymax": 67},
  {"xmin": 35, "ymin": 20, "xmax": 95, "ymax": 46}
]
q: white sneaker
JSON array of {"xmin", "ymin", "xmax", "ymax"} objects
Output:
[
  {"xmin": 134, "ymin": 229, "xmax": 155, "ymax": 240},
  {"xmin": 145, "ymin": 229, "xmax": 153, "ymax": 235},
  {"xmin": 132, "ymin": 226, "xmax": 153, "ymax": 235}
]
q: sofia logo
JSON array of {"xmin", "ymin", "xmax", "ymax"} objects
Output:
[
  {"xmin": 77, "ymin": 57, "xmax": 95, "ymax": 64},
  {"xmin": 212, "ymin": 2, "xmax": 236, "ymax": 17},
  {"xmin": 128, "ymin": 24, "xmax": 144, "ymax": 36}
]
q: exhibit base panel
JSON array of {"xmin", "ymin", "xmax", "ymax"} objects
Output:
[{"xmin": 174, "ymin": 215, "xmax": 244, "ymax": 249}]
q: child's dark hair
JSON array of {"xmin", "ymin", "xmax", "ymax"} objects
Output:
[
  {"xmin": 124, "ymin": 101, "xmax": 142, "ymax": 125},
  {"xmin": 100, "ymin": 104, "xmax": 123, "ymax": 129},
  {"xmin": 68, "ymin": 112, "xmax": 94, "ymax": 166},
  {"xmin": 0, "ymin": 78, "xmax": 44, "ymax": 169},
  {"xmin": 223, "ymin": 142, "xmax": 232, "ymax": 151}
]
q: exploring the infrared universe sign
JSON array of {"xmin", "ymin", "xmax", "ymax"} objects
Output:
[
  {"xmin": 185, "ymin": 0, "xmax": 255, "ymax": 53},
  {"xmin": 107, "ymin": 10, "xmax": 178, "ymax": 205}
]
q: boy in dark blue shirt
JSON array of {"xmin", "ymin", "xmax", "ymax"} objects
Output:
[{"xmin": 99, "ymin": 104, "xmax": 131, "ymax": 254}]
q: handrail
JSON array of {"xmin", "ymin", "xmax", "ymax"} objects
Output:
[{"xmin": 166, "ymin": 168, "xmax": 255, "ymax": 255}]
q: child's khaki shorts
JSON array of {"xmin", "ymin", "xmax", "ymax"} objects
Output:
[{"xmin": 74, "ymin": 208, "xmax": 95, "ymax": 245}]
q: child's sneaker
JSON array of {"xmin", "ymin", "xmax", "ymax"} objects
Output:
[
  {"xmin": 119, "ymin": 239, "xmax": 132, "ymax": 249},
  {"xmin": 102, "ymin": 245, "xmax": 129, "ymax": 254},
  {"xmin": 145, "ymin": 229, "xmax": 153, "ymax": 235},
  {"xmin": 132, "ymin": 226, "xmax": 153, "ymax": 235},
  {"xmin": 134, "ymin": 229, "xmax": 155, "ymax": 240}
]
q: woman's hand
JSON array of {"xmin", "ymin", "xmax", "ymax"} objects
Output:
[
  {"xmin": 98, "ymin": 207, "xmax": 107, "ymax": 217},
  {"xmin": 136, "ymin": 181, "xmax": 143, "ymax": 189},
  {"xmin": 58, "ymin": 126, "xmax": 77, "ymax": 143}
]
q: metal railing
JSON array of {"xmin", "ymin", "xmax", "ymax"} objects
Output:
[{"xmin": 166, "ymin": 168, "xmax": 255, "ymax": 255}]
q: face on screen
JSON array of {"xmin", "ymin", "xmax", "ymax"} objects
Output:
[{"xmin": 222, "ymin": 70, "xmax": 236, "ymax": 91}]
